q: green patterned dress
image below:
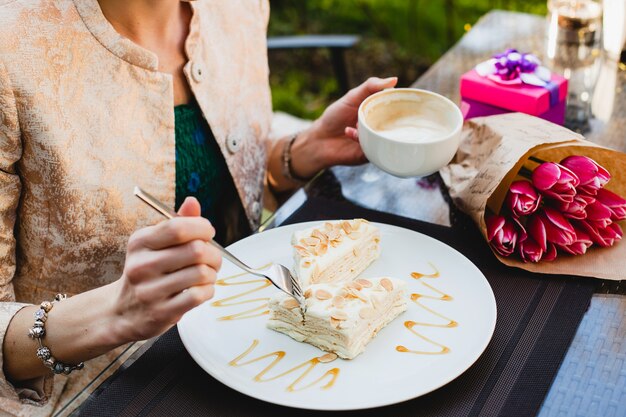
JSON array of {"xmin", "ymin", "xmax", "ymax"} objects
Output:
[{"xmin": 174, "ymin": 101, "xmax": 236, "ymax": 243}]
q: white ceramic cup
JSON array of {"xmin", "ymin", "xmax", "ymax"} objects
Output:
[{"xmin": 357, "ymin": 88, "xmax": 463, "ymax": 178}]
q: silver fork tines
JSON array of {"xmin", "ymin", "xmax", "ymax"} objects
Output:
[{"xmin": 133, "ymin": 187, "xmax": 306, "ymax": 310}]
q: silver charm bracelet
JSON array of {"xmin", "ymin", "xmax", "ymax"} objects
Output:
[{"xmin": 28, "ymin": 294, "xmax": 85, "ymax": 375}]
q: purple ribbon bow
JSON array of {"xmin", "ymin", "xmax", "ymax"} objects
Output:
[
  {"xmin": 492, "ymin": 49, "xmax": 539, "ymax": 80},
  {"xmin": 475, "ymin": 49, "xmax": 559, "ymax": 107}
]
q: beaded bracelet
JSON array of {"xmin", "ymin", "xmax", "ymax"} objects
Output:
[
  {"xmin": 28, "ymin": 294, "xmax": 84, "ymax": 375},
  {"xmin": 281, "ymin": 133, "xmax": 311, "ymax": 183}
]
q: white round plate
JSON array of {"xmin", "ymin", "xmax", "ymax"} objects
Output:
[{"xmin": 178, "ymin": 221, "xmax": 497, "ymax": 410}]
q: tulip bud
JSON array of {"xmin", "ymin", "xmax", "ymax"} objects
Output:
[
  {"xmin": 532, "ymin": 162, "xmax": 579, "ymax": 203},
  {"xmin": 557, "ymin": 229, "xmax": 593, "ymax": 255},
  {"xmin": 543, "ymin": 243, "xmax": 558, "ymax": 261},
  {"xmin": 595, "ymin": 188, "xmax": 626, "ymax": 221},
  {"xmin": 560, "ymin": 156, "xmax": 610, "ymax": 195},
  {"xmin": 486, "ymin": 213, "xmax": 523, "ymax": 257},
  {"xmin": 505, "ymin": 180, "xmax": 542, "ymax": 217},
  {"xmin": 573, "ymin": 220, "xmax": 623, "ymax": 248},
  {"xmin": 585, "ymin": 200, "xmax": 613, "ymax": 229},
  {"xmin": 535, "ymin": 207, "xmax": 577, "ymax": 246},
  {"xmin": 518, "ymin": 214, "xmax": 559, "ymax": 262},
  {"xmin": 556, "ymin": 194, "xmax": 595, "ymax": 220},
  {"xmin": 525, "ymin": 214, "xmax": 559, "ymax": 261},
  {"xmin": 518, "ymin": 236, "xmax": 543, "ymax": 262}
]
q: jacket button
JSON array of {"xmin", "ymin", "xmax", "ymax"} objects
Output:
[
  {"xmin": 190, "ymin": 62, "xmax": 204, "ymax": 83},
  {"xmin": 252, "ymin": 201, "xmax": 262, "ymax": 218},
  {"xmin": 226, "ymin": 136, "xmax": 242, "ymax": 153}
]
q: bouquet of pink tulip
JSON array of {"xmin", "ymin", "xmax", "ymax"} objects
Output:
[
  {"xmin": 486, "ymin": 155, "xmax": 626, "ymax": 263},
  {"xmin": 441, "ymin": 113, "xmax": 626, "ymax": 280}
]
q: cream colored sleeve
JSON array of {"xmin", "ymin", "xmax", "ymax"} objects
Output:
[
  {"xmin": 260, "ymin": 0, "xmax": 270, "ymax": 26},
  {"xmin": 0, "ymin": 62, "xmax": 53, "ymax": 405}
]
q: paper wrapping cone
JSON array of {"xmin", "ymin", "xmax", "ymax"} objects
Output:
[{"xmin": 440, "ymin": 112, "xmax": 626, "ymax": 280}]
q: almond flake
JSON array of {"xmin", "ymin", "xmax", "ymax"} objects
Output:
[
  {"xmin": 302, "ymin": 261, "xmax": 311, "ymax": 268},
  {"xmin": 330, "ymin": 240, "xmax": 341, "ymax": 248},
  {"xmin": 315, "ymin": 243, "xmax": 328, "ymax": 256},
  {"xmin": 341, "ymin": 221, "xmax": 352, "ymax": 234},
  {"xmin": 324, "ymin": 222, "xmax": 334, "ymax": 231},
  {"xmin": 331, "ymin": 295, "xmax": 345, "ymax": 308},
  {"xmin": 352, "ymin": 219, "xmax": 362, "ymax": 231},
  {"xmin": 312, "ymin": 229, "xmax": 328, "ymax": 243},
  {"xmin": 330, "ymin": 309, "xmax": 348, "ymax": 321},
  {"xmin": 346, "ymin": 288, "xmax": 368, "ymax": 302},
  {"xmin": 346, "ymin": 231, "xmax": 361, "ymax": 240},
  {"xmin": 315, "ymin": 289, "xmax": 332, "ymax": 300},
  {"xmin": 282, "ymin": 298, "xmax": 300, "ymax": 310},
  {"xmin": 347, "ymin": 281, "xmax": 363, "ymax": 291},
  {"xmin": 327, "ymin": 230, "xmax": 342, "ymax": 241},
  {"xmin": 359, "ymin": 307, "xmax": 376, "ymax": 319},
  {"xmin": 304, "ymin": 288, "xmax": 313, "ymax": 299},
  {"xmin": 294, "ymin": 245, "xmax": 310, "ymax": 257},
  {"xmin": 356, "ymin": 278, "xmax": 372, "ymax": 288},
  {"xmin": 330, "ymin": 317, "xmax": 341, "ymax": 329},
  {"xmin": 380, "ymin": 278, "xmax": 394, "ymax": 292},
  {"xmin": 318, "ymin": 352, "xmax": 338, "ymax": 363},
  {"xmin": 302, "ymin": 237, "xmax": 321, "ymax": 247}
]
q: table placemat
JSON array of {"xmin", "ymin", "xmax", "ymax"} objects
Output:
[
  {"xmin": 77, "ymin": 197, "xmax": 595, "ymax": 417},
  {"xmin": 538, "ymin": 294, "xmax": 625, "ymax": 417}
]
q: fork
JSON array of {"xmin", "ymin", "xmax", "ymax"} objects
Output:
[{"xmin": 133, "ymin": 187, "xmax": 306, "ymax": 310}]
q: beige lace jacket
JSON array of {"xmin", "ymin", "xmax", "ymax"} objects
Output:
[{"xmin": 0, "ymin": 0, "xmax": 272, "ymax": 414}]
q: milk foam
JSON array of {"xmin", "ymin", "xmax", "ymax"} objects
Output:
[{"xmin": 376, "ymin": 116, "xmax": 449, "ymax": 142}]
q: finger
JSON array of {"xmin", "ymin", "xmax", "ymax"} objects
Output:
[
  {"xmin": 136, "ymin": 217, "xmax": 216, "ymax": 250},
  {"xmin": 124, "ymin": 238, "xmax": 222, "ymax": 283},
  {"xmin": 178, "ymin": 196, "xmax": 202, "ymax": 217},
  {"xmin": 344, "ymin": 126, "xmax": 359, "ymax": 142},
  {"xmin": 345, "ymin": 76, "xmax": 398, "ymax": 106},
  {"xmin": 163, "ymin": 283, "xmax": 216, "ymax": 318},
  {"xmin": 140, "ymin": 264, "xmax": 217, "ymax": 300},
  {"xmin": 152, "ymin": 238, "xmax": 222, "ymax": 274}
]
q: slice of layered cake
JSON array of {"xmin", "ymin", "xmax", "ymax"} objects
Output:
[
  {"xmin": 292, "ymin": 219, "xmax": 381, "ymax": 288},
  {"xmin": 267, "ymin": 277, "xmax": 407, "ymax": 359}
]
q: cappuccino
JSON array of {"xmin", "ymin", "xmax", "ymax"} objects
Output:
[
  {"xmin": 357, "ymin": 88, "xmax": 463, "ymax": 177},
  {"xmin": 374, "ymin": 116, "xmax": 449, "ymax": 142},
  {"xmin": 362, "ymin": 96, "xmax": 454, "ymax": 143}
]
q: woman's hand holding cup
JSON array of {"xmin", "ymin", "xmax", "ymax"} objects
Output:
[{"xmin": 288, "ymin": 77, "xmax": 399, "ymax": 179}]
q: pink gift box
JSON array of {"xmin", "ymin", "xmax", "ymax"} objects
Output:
[
  {"xmin": 460, "ymin": 97, "xmax": 566, "ymax": 125},
  {"xmin": 459, "ymin": 69, "xmax": 568, "ymax": 124}
]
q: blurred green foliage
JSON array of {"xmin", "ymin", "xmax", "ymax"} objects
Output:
[{"xmin": 268, "ymin": 0, "xmax": 547, "ymax": 119}]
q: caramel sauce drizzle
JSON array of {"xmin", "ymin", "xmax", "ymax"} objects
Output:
[
  {"xmin": 396, "ymin": 263, "xmax": 456, "ymax": 355},
  {"xmin": 229, "ymin": 339, "xmax": 340, "ymax": 392},
  {"xmin": 211, "ymin": 264, "xmax": 272, "ymax": 321}
]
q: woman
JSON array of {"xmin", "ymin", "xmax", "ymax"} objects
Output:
[{"xmin": 0, "ymin": 0, "xmax": 397, "ymax": 414}]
